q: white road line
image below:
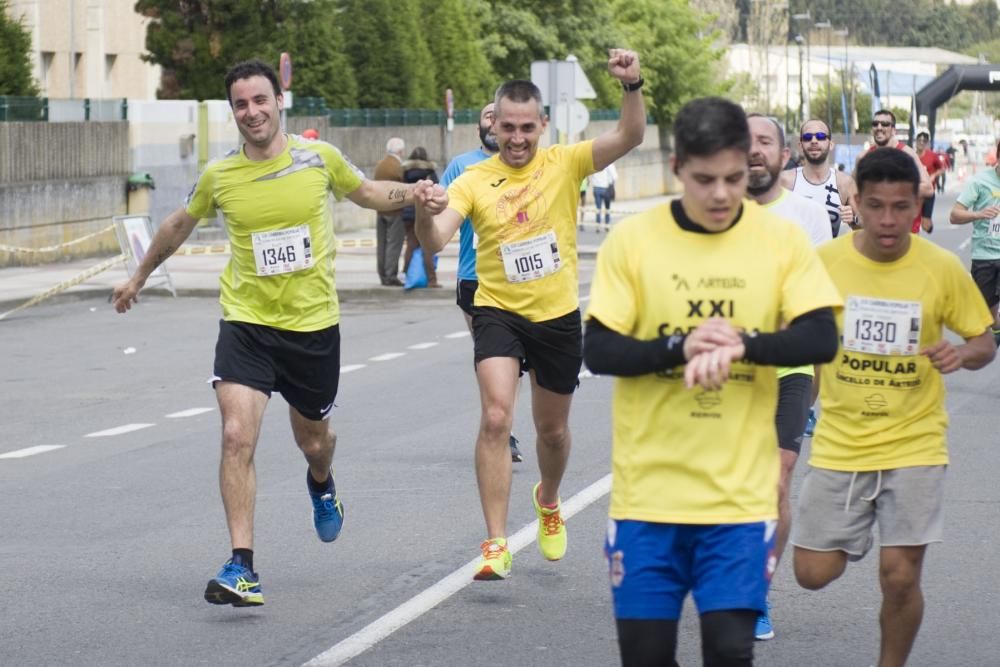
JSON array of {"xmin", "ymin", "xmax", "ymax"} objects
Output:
[
  {"xmin": 407, "ymin": 342, "xmax": 439, "ymax": 350},
  {"xmin": 369, "ymin": 352, "xmax": 405, "ymax": 362},
  {"xmin": 84, "ymin": 423, "xmax": 155, "ymax": 438},
  {"xmin": 340, "ymin": 364, "xmax": 366, "ymax": 374},
  {"xmin": 0, "ymin": 445, "xmax": 66, "ymax": 459},
  {"xmin": 959, "ymin": 238, "xmax": 971, "ymax": 251},
  {"xmin": 444, "ymin": 331, "xmax": 470, "ymax": 339},
  {"xmin": 303, "ymin": 474, "xmax": 612, "ymax": 667},
  {"xmin": 165, "ymin": 407, "xmax": 214, "ymax": 419}
]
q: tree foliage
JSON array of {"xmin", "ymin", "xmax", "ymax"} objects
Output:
[
  {"xmin": 0, "ymin": 0, "xmax": 39, "ymax": 96},
  {"xmin": 134, "ymin": 0, "xmax": 725, "ymax": 130},
  {"xmin": 617, "ymin": 0, "xmax": 726, "ymax": 130}
]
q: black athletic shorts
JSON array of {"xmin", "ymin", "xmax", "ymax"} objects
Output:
[
  {"xmin": 213, "ymin": 319, "xmax": 341, "ymax": 421},
  {"xmin": 971, "ymin": 259, "xmax": 1000, "ymax": 308},
  {"xmin": 456, "ymin": 279, "xmax": 478, "ymax": 316},
  {"xmin": 921, "ymin": 194, "xmax": 936, "ymax": 219},
  {"xmin": 775, "ymin": 372, "xmax": 813, "ymax": 454},
  {"xmin": 471, "ymin": 306, "xmax": 583, "ymax": 395}
]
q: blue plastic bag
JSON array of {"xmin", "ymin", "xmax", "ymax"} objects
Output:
[{"xmin": 403, "ymin": 247, "xmax": 438, "ymax": 290}]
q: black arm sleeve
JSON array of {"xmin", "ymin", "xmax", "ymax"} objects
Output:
[
  {"xmin": 741, "ymin": 307, "xmax": 838, "ymax": 366},
  {"xmin": 583, "ymin": 318, "xmax": 686, "ymax": 377}
]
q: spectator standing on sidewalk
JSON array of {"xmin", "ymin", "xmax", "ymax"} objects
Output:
[{"xmin": 374, "ymin": 137, "xmax": 407, "ymax": 286}]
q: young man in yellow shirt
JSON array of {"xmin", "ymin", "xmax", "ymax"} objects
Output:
[
  {"xmin": 793, "ymin": 148, "xmax": 996, "ymax": 667},
  {"xmin": 583, "ymin": 97, "xmax": 842, "ymax": 666},
  {"xmin": 416, "ymin": 49, "xmax": 647, "ymax": 580}
]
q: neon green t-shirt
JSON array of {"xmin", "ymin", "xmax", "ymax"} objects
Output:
[{"xmin": 186, "ymin": 135, "xmax": 363, "ymax": 331}]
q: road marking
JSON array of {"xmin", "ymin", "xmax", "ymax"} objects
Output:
[
  {"xmin": 303, "ymin": 474, "xmax": 612, "ymax": 667},
  {"xmin": 369, "ymin": 352, "xmax": 405, "ymax": 362},
  {"xmin": 0, "ymin": 445, "xmax": 66, "ymax": 459},
  {"xmin": 408, "ymin": 342, "xmax": 439, "ymax": 350},
  {"xmin": 341, "ymin": 364, "xmax": 366, "ymax": 374},
  {"xmin": 84, "ymin": 423, "xmax": 155, "ymax": 438},
  {"xmin": 165, "ymin": 407, "xmax": 214, "ymax": 418},
  {"xmin": 444, "ymin": 331, "xmax": 469, "ymax": 339},
  {"xmin": 959, "ymin": 238, "xmax": 971, "ymax": 251}
]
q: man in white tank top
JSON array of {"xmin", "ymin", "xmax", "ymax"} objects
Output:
[
  {"xmin": 780, "ymin": 119, "xmax": 857, "ymax": 238},
  {"xmin": 747, "ymin": 114, "xmax": 832, "ymax": 642}
]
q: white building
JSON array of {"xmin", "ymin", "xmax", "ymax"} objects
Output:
[
  {"xmin": 6, "ymin": 0, "xmax": 160, "ymax": 100},
  {"xmin": 727, "ymin": 43, "xmax": 979, "ymax": 122}
]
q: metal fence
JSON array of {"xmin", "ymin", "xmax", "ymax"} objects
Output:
[{"xmin": 0, "ymin": 97, "xmax": 128, "ymax": 122}]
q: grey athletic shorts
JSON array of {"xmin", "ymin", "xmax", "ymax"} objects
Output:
[{"xmin": 791, "ymin": 465, "xmax": 946, "ymax": 561}]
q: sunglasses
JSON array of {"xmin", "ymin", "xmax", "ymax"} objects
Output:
[
  {"xmin": 872, "ymin": 120, "xmax": 894, "ymax": 128},
  {"xmin": 801, "ymin": 132, "xmax": 829, "ymax": 141}
]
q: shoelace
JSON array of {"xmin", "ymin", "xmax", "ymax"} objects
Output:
[
  {"xmin": 480, "ymin": 540, "xmax": 507, "ymax": 558},
  {"xmin": 540, "ymin": 509, "xmax": 564, "ymax": 536},
  {"xmin": 221, "ymin": 561, "xmax": 249, "ymax": 578},
  {"xmin": 315, "ymin": 493, "xmax": 340, "ymax": 519}
]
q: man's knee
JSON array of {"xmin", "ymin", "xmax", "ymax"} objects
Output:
[
  {"xmin": 700, "ymin": 610, "xmax": 754, "ymax": 667},
  {"xmin": 793, "ymin": 547, "xmax": 845, "ymax": 590},
  {"xmin": 480, "ymin": 403, "xmax": 514, "ymax": 441}
]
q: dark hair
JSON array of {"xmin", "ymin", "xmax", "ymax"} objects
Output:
[
  {"xmin": 674, "ymin": 97, "xmax": 750, "ymax": 166},
  {"xmin": 224, "ymin": 60, "xmax": 281, "ymax": 105},
  {"xmin": 408, "ymin": 146, "xmax": 428, "ymax": 161},
  {"xmin": 746, "ymin": 112, "xmax": 785, "ymax": 148},
  {"xmin": 494, "ymin": 80, "xmax": 544, "ymax": 116},
  {"xmin": 916, "ymin": 131, "xmax": 929, "ymax": 141},
  {"xmin": 854, "ymin": 147, "xmax": 919, "ymax": 196},
  {"xmin": 873, "ymin": 109, "xmax": 896, "ymax": 125}
]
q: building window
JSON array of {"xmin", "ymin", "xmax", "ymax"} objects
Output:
[
  {"xmin": 41, "ymin": 52, "xmax": 55, "ymax": 95},
  {"xmin": 105, "ymin": 54, "xmax": 117, "ymax": 93}
]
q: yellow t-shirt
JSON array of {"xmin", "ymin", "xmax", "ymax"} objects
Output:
[
  {"xmin": 447, "ymin": 141, "xmax": 594, "ymax": 322},
  {"xmin": 186, "ymin": 136, "xmax": 363, "ymax": 331},
  {"xmin": 586, "ymin": 201, "xmax": 842, "ymax": 524},
  {"xmin": 812, "ymin": 233, "xmax": 993, "ymax": 471}
]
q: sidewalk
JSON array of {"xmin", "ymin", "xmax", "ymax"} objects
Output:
[{"xmin": 0, "ymin": 194, "xmax": 672, "ymax": 315}]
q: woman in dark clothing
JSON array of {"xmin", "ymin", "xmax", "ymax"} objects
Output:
[{"xmin": 401, "ymin": 147, "xmax": 441, "ymax": 287}]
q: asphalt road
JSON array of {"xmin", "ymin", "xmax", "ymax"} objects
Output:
[{"xmin": 2, "ymin": 192, "xmax": 999, "ymax": 666}]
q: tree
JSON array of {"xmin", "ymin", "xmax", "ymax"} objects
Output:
[
  {"xmin": 278, "ymin": 1, "xmax": 357, "ymax": 108},
  {"xmin": 808, "ymin": 71, "xmax": 872, "ymax": 135},
  {"xmin": 616, "ymin": 0, "xmax": 726, "ymax": 134},
  {"xmin": 136, "ymin": 0, "xmax": 285, "ymax": 99},
  {"xmin": 0, "ymin": 0, "xmax": 39, "ymax": 96},
  {"xmin": 340, "ymin": 0, "xmax": 436, "ymax": 108},
  {"xmin": 417, "ymin": 0, "xmax": 495, "ymax": 108}
]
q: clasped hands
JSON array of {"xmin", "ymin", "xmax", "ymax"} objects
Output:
[
  {"xmin": 412, "ymin": 180, "xmax": 448, "ymax": 215},
  {"xmin": 681, "ymin": 317, "xmax": 747, "ymax": 391}
]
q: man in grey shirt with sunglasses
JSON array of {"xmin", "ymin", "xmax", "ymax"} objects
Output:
[{"xmin": 781, "ymin": 118, "xmax": 857, "ymax": 238}]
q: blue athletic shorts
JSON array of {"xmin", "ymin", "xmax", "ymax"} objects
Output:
[{"xmin": 605, "ymin": 519, "xmax": 777, "ymax": 620}]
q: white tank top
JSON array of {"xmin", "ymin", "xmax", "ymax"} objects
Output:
[{"xmin": 791, "ymin": 167, "xmax": 843, "ymax": 237}]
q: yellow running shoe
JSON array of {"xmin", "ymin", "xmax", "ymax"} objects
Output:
[
  {"xmin": 532, "ymin": 482, "xmax": 567, "ymax": 561},
  {"xmin": 473, "ymin": 538, "xmax": 512, "ymax": 581}
]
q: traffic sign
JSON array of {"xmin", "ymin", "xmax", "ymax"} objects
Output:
[{"xmin": 279, "ymin": 52, "xmax": 293, "ymax": 90}]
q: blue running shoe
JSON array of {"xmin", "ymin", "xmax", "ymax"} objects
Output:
[
  {"xmin": 204, "ymin": 559, "xmax": 263, "ymax": 607},
  {"xmin": 754, "ymin": 599, "xmax": 774, "ymax": 641},
  {"xmin": 803, "ymin": 408, "xmax": 817, "ymax": 438},
  {"xmin": 309, "ymin": 472, "xmax": 345, "ymax": 542}
]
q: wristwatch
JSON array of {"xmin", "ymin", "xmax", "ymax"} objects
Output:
[{"xmin": 622, "ymin": 77, "xmax": 644, "ymax": 92}]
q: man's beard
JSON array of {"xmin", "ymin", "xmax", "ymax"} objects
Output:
[
  {"xmin": 479, "ymin": 125, "xmax": 498, "ymax": 152},
  {"xmin": 747, "ymin": 165, "xmax": 779, "ymax": 196},
  {"xmin": 804, "ymin": 149, "xmax": 829, "ymax": 166},
  {"xmin": 874, "ymin": 135, "xmax": 890, "ymax": 147}
]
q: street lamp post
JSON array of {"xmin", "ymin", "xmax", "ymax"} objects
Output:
[
  {"xmin": 834, "ymin": 28, "xmax": 850, "ymax": 154},
  {"xmin": 791, "ymin": 11, "xmax": 811, "ymax": 119},
  {"xmin": 815, "ymin": 19, "xmax": 832, "ymax": 133},
  {"xmin": 795, "ymin": 34, "xmax": 805, "ymax": 128}
]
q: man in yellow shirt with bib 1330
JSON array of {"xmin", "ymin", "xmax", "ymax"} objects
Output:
[{"xmin": 792, "ymin": 148, "xmax": 996, "ymax": 667}]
